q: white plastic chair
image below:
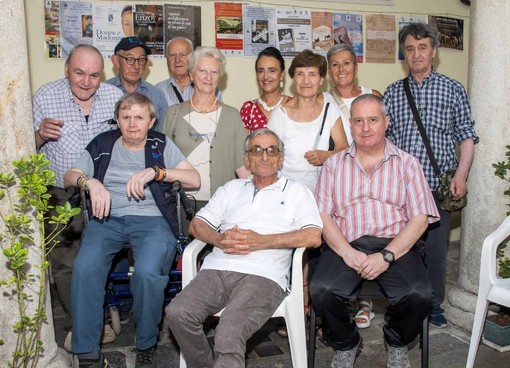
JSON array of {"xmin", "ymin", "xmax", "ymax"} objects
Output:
[
  {"xmin": 466, "ymin": 216, "xmax": 510, "ymax": 368},
  {"xmin": 179, "ymin": 239, "xmax": 307, "ymax": 368}
]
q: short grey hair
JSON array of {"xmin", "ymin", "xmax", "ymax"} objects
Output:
[
  {"xmin": 244, "ymin": 128, "xmax": 285, "ymax": 154},
  {"xmin": 66, "ymin": 44, "xmax": 104, "ymax": 68},
  {"xmin": 188, "ymin": 46, "xmax": 227, "ymax": 77},
  {"xmin": 399, "ymin": 23, "xmax": 440, "ymax": 51},
  {"xmin": 115, "ymin": 92, "xmax": 156, "ymax": 121},
  {"xmin": 327, "ymin": 43, "xmax": 358, "ymax": 66},
  {"xmin": 166, "ymin": 37, "xmax": 193, "ymax": 54},
  {"xmin": 351, "ymin": 94, "xmax": 387, "ymax": 117}
]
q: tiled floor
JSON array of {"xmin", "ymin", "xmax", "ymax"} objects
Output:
[{"xmin": 53, "ymin": 240, "xmax": 510, "ymax": 367}]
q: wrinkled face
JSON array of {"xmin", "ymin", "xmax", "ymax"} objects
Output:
[
  {"xmin": 191, "ymin": 56, "xmax": 221, "ymax": 95},
  {"xmin": 256, "ymin": 56, "xmax": 284, "ymax": 95},
  {"xmin": 293, "ymin": 66, "xmax": 323, "ymax": 98},
  {"xmin": 117, "ymin": 103, "xmax": 154, "ymax": 147},
  {"xmin": 65, "ymin": 48, "xmax": 103, "ymax": 104},
  {"xmin": 350, "ymin": 99, "xmax": 389, "ymax": 152},
  {"xmin": 244, "ymin": 134, "xmax": 283, "ymax": 178},
  {"xmin": 113, "ymin": 46, "xmax": 147, "ymax": 86},
  {"xmin": 121, "ymin": 11, "xmax": 133, "ymax": 36},
  {"xmin": 328, "ymin": 50, "xmax": 357, "ymax": 89},
  {"xmin": 167, "ymin": 39, "xmax": 192, "ymax": 78},
  {"xmin": 403, "ymin": 35, "xmax": 436, "ymax": 76}
]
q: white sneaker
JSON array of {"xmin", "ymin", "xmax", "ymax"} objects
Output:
[
  {"xmin": 64, "ymin": 324, "xmax": 117, "ymax": 352},
  {"xmin": 386, "ymin": 343, "xmax": 411, "ymax": 368}
]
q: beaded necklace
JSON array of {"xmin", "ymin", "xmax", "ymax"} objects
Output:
[{"xmin": 257, "ymin": 96, "xmax": 284, "ymax": 112}]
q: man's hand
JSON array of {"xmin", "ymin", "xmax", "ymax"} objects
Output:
[
  {"xmin": 450, "ymin": 171, "xmax": 468, "ymax": 200},
  {"xmin": 305, "ymin": 150, "xmax": 331, "ymax": 166},
  {"xmin": 340, "ymin": 247, "xmax": 369, "ymax": 273},
  {"xmin": 126, "ymin": 168, "xmax": 155, "ymax": 201},
  {"xmin": 87, "ymin": 179, "xmax": 110, "ymax": 219},
  {"xmin": 220, "ymin": 225, "xmax": 251, "ymax": 255},
  {"xmin": 359, "ymin": 253, "xmax": 389, "ymax": 280},
  {"xmin": 37, "ymin": 118, "xmax": 64, "ymax": 141}
]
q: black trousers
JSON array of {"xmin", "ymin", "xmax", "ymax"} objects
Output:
[{"xmin": 309, "ymin": 236, "xmax": 432, "ymax": 351}]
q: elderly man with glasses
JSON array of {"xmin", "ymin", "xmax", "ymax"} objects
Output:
[
  {"xmin": 166, "ymin": 128, "xmax": 323, "ymax": 368},
  {"xmin": 106, "ymin": 37, "xmax": 168, "ymax": 131}
]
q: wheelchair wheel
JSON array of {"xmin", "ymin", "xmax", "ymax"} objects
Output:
[{"xmin": 110, "ymin": 306, "xmax": 122, "ymax": 335}]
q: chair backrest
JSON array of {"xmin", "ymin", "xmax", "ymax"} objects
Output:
[{"xmin": 480, "ymin": 216, "xmax": 510, "ymax": 289}]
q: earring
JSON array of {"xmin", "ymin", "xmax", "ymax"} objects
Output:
[{"xmin": 280, "ymin": 80, "xmax": 284, "ymax": 89}]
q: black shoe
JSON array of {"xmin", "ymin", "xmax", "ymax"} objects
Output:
[
  {"xmin": 78, "ymin": 354, "xmax": 108, "ymax": 368},
  {"xmin": 135, "ymin": 346, "xmax": 155, "ymax": 368},
  {"xmin": 429, "ymin": 307, "xmax": 447, "ymax": 328}
]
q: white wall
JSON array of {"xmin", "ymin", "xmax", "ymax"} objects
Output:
[{"xmin": 25, "ymin": 0, "xmax": 471, "ymax": 110}]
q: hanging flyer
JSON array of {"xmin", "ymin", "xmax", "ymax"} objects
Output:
[
  {"xmin": 275, "ymin": 8, "xmax": 312, "ymax": 58},
  {"xmin": 92, "ymin": 3, "xmax": 127, "ymax": 58},
  {"xmin": 215, "ymin": 2, "xmax": 243, "ymax": 56},
  {"xmin": 134, "ymin": 4, "xmax": 165, "ymax": 57},
  {"xmin": 59, "ymin": 1, "xmax": 93, "ymax": 58},
  {"xmin": 164, "ymin": 4, "xmax": 202, "ymax": 50},
  {"xmin": 365, "ymin": 14, "xmax": 396, "ymax": 64},
  {"xmin": 242, "ymin": 5, "xmax": 276, "ymax": 57},
  {"xmin": 311, "ymin": 11, "xmax": 333, "ymax": 55},
  {"xmin": 333, "ymin": 13, "xmax": 364, "ymax": 63},
  {"xmin": 397, "ymin": 15, "xmax": 426, "ymax": 60},
  {"xmin": 429, "ymin": 16, "xmax": 464, "ymax": 50},
  {"xmin": 44, "ymin": 0, "xmax": 60, "ymax": 58}
]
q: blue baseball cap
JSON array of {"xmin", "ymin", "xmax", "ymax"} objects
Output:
[{"xmin": 114, "ymin": 37, "xmax": 151, "ymax": 55}]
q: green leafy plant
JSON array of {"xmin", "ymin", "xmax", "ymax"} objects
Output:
[
  {"xmin": 0, "ymin": 153, "xmax": 80, "ymax": 368},
  {"xmin": 492, "ymin": 145, "xmax": 510, "ymax": 279}
]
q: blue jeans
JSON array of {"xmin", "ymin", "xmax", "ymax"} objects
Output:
[{"xmin": 71, "ymin": 216, "xmax": 177, "ymax": 353}]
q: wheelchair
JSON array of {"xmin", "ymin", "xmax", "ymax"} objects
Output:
[{"xmin": 79, "ymin": 181, "xmax": 195, "ymax": 335}]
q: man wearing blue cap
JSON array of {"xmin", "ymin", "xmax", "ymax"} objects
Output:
[{"xmin": 106, "ymin": 37, "xmax": 168, "ymax": 131}]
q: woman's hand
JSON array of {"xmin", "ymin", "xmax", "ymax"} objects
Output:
[{"xmin": 305, "ymin": 150, "xmax": 332, "ymax": 166}]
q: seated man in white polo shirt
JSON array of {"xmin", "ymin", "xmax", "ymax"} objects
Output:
[{"xmin": 166, "ymin": 128, "xmax": 323, "ymax": 368}]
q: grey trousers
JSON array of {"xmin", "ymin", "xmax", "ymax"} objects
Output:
[{"xmin": 166, "ymin": 269, "xmax": 286, "ymax": 368}]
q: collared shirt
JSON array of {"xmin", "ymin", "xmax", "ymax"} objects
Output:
[
  {"xmin": 315, "ymin": 140, "xmax": 439, "ymax": 242},
  {"xmin": 197, "ymin": 175, "xmax": 322, "ymax": 290},
  {"xmin": 384, "ymin": 68, "xmax": 479, "ymax": 189},
  {"xmin": 33, "ymin": 78, "xmax": 123, "ymax": 188},
  {"xmin": 105, "ymin": 76, "xmax": 168, "ymax": 132},
  {"xmin": 155, "ymin": 76, "xmax": 223, "ymax": 107}
]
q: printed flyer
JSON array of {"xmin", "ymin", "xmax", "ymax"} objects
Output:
[
  {"xmin": 215, "ymin": 2, "xmax": 243, "ymax": 56},
  {"xmin": 275, "ymin": 8, "xmax": 312, "ymax": 58},
  {"xmin": 164, "ymin": 4, "xmax": 202, "ymax": 49},
  {"xmin": 242, "ymin": 5, "xmax": 276, "ymax": 57}
]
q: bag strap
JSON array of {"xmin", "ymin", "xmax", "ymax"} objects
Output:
[
  {"xmin": 313, "ymin": 102, "xmax": 330, "ymax": 150},
  {"xmin": 171, "ymin": 83, "xmax": 184, "ymax": 103},
  {"xmin": 329, "ymin": 89, "xmax": 350, "ymax": 121},
  {"xmin": 403, "ymin": 77, "xmax": 441, "ymax": 177}
]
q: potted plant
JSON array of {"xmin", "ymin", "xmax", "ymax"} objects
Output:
[
  {"xmin": 0, "ymin": 154, "xmax": 80, "ymax": 367},
  {"xmin": 483, "ymin": 145, "xmax": 510, "ymax": 350}
]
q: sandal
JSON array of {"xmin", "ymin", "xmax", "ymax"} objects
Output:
[{"xmin": 354, "ymin": 299, "xmax": 375, "ymax": 329}]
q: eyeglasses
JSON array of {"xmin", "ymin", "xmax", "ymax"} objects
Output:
[
  {"xmin": 246, "ymin": 145, "xmax": 280, "ymax": 157},
  {"xmin": 117, "ymin": 54, "xmax": 148, "ymax": 66}
]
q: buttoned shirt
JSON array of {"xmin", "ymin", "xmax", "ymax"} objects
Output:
[
  {"xmin": 384, "ymin": 69, "xmax": 479, "ymax": 189},
  {"xmin": 106, "ymin": 76, "xmax": 168, "ymax": 132},
  {"xmin": 197, "ymin": 175, "xmax": 322, "ymax": 290},
  {"xmin": 33, "ymin": 78, "xmax": 123, "ymax": 188},
  {"xmin": 315, "ymin": 140, "xmax": 439, "ymax": 243},
  {"xmin": 155, "ymin": 76, "xmax": 223, "ymax": 107}
]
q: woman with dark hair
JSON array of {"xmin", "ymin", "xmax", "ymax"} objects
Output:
[
  {"xmin": 240, "ymin": 47, "xmax": 291, "ymax": 134},
  {"xmin": 268, "ymin": 49, "xmax": 348, "ymax": 192}
]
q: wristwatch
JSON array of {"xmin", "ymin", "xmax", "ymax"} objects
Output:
[{"xmin": 380, "ymin": 249, "xmax": 395, "ymax": 264}]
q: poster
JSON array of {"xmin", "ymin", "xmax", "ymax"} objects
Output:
[
  {"xmin": 275, "ymin": 8, "xmax": 312, "ymax": 58},
  {"xmin": 92, "ymin": 3, "xmax": 127, "ymax": 58},
  {"xmin": 365, "ymin": 14, "xmax": 396, "ymax": 63},
  {"xmin": 311, "ymin": 12, "xmax": 333, "ymax": 54},
  {"xmin": 215, "ymin": 2, "xmax": 243, "ymax": 56},
  {"xmin": 134, "ymin": 4, "xmax": 165, "ymax": 56},
  {"xmin": 59, "ymin": 1, "xmax": 93, "ymax": 58},
  {"xmin": 44, "ymin": 1, "xmax": 60, "ymax": 58},
  {"xmin": 332, "ymin": 13, "xmax": 364, "ymax": 63},
  {"xmin": 164, "ymin": 4, "xmax": 202, "ymax": 50},
  {"xmin": 429, "ymin": 16, "xmax": 464, "ymax": 50},
  {"xmin": 242, "ymin": 5, "xmax": 276, "ymax": 57},
  {"xmin": 397, "ymin": 15, "xmax": 426, "ymax": 60}
]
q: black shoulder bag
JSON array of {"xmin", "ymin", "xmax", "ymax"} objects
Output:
[{"xmin": 403, "ymin": 77, "xmax": 467, "ymax": 212}]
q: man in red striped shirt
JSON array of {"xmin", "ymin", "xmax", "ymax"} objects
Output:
[{"xmin": 310, "ymin": 94, "xmax": 439, "ymax": 368}]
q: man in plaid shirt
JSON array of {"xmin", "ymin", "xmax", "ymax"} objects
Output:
[{"xmin": 384, "ymin": 23, "xmax": 479, "ymax": 328}]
